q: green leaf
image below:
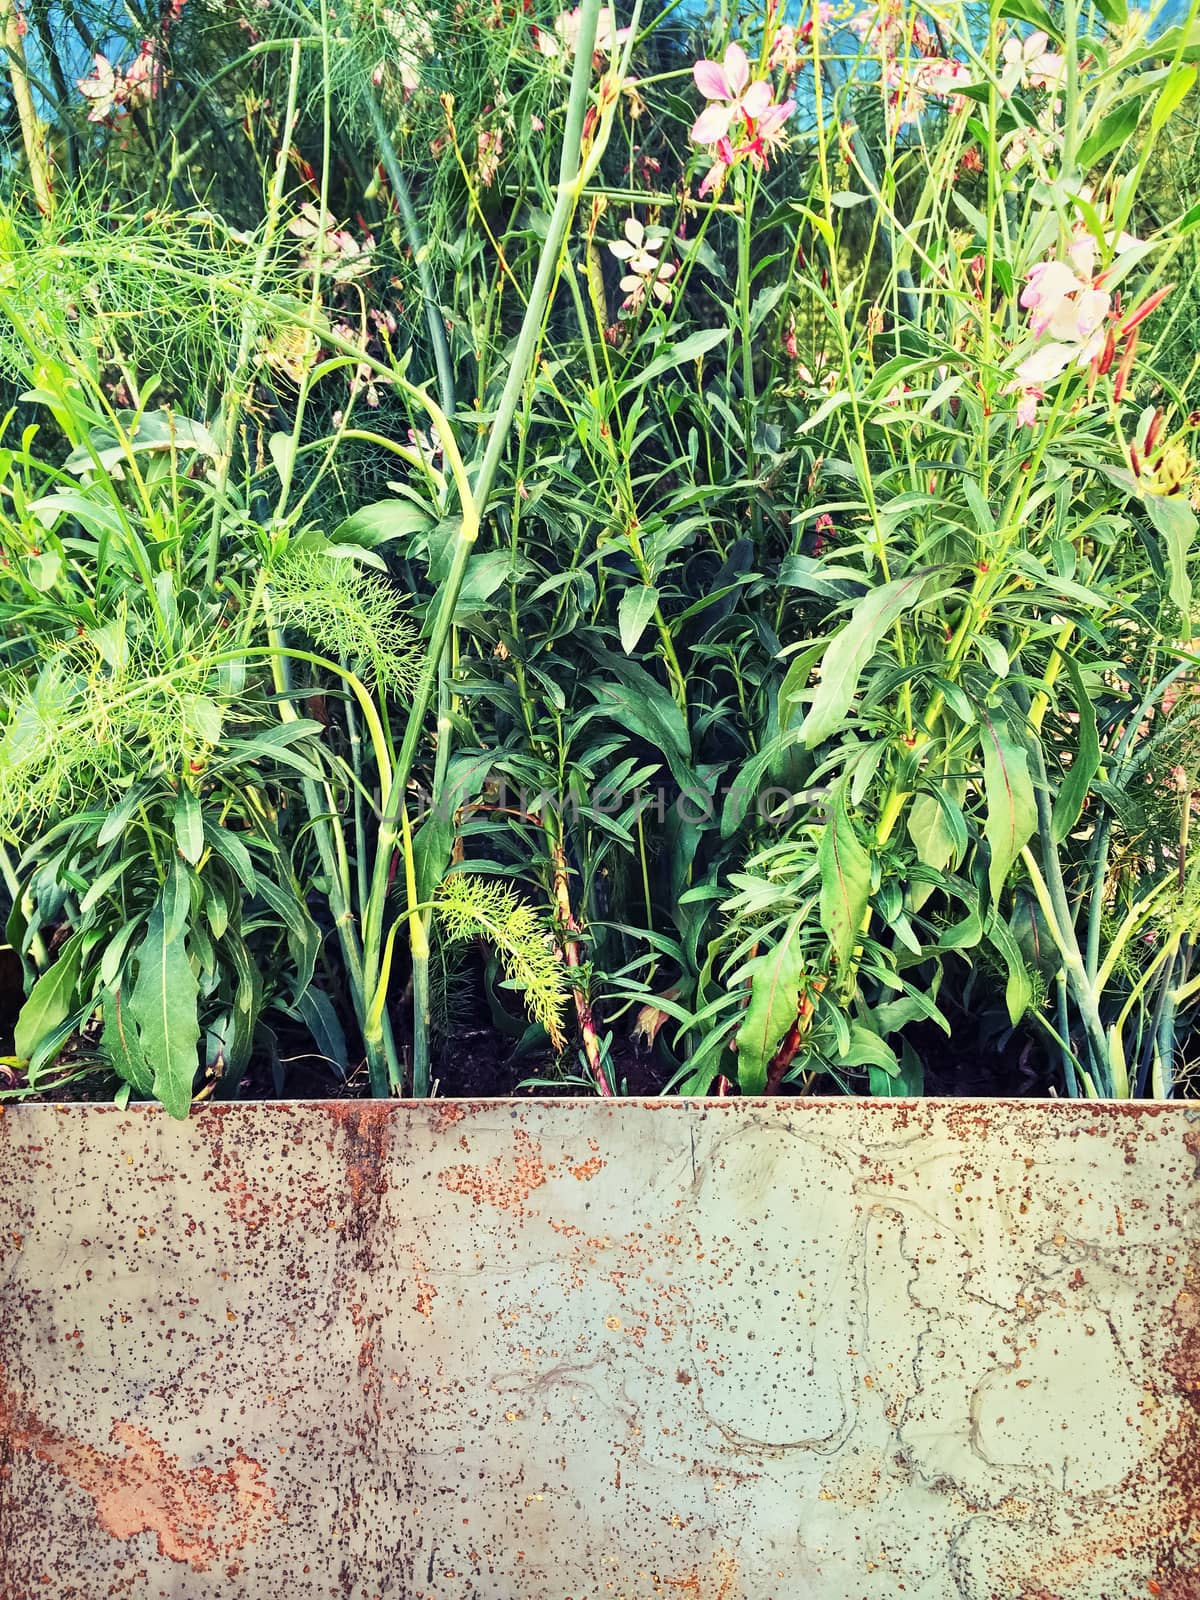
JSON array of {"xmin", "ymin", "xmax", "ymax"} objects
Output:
[
  {"xmin": 980, "ymin": 716, "xmax": 1037, "ymax": 904},
  {"xmin": 27, "ymin": 551, "xmax": 62, "ymax": 591},
  {"xmin": 1143, "ymin": 491, "xmax": 1196, "ymax": 617},
  {"xmin": 1051, "ymin": 657, "xmax": 1101, "ymax": 842},
  {"xmin": 997, "ymin": 0, "xmax": 1062, "ymax": 43},
  {"xmin": 736, "ymin": 925, "xmax": 806, "ymax": 1094},
  {"xmin": 1149, "ymin": 61, "xmax": 1196, "ymax": 137},
  {"xmin": 289, "ymin": 987, "xmax": 349, "ymax": 1077},
  {"xmin": 937, "ymin": 902, "xmax": 983, "ymax": 951},
  {"xmin": 268, "ymin": 431, "xmax": 296, "ymax": 484},
  {"xmin": 1077, "ymin": 100, "xmax": 1141, "ymax": 170},
  {"xmin": 986, "ymin": 909, "xmax": 1033, "ymax": 1025},
  {"xmin": 801, "ymin": 571, "xmax": 933, "ymax": 747},
  {"xmin": 14, "ymin": 931, "xmax": 85, "ymax": 1062},
  {"xmin": 587, "ymin": 653, "xmax": 693, "ymax": 789},
  {"xmin": 173, "ymin": 789, "xmax": 204, "ymax": 865},
  {"xmin": 203, "ymin": 821, "xmax": 258, "ymax": 892},
  {"xmin": 101, "ymin": 987, "xmax": 154, "ymax": 1097},
  {"xmin": 839, "ymin": 1023, "xmax": 899, "ymax": 1075},
  {"xmin": 129, "ymin": 896, "xmax": 200, "ymax": 1119},
  {"xmin": 618, "ymin": 584, "xmax": 660, "ymax": 654},
  {"xmin": 777, "ymin": 555, "xmax": 863, "ymax": 598},
  {"xmin": 254, "ymin": 875, "xmax": 320, "ymax": 997},
  {"xmin": 818, "ymin": 788, "xmax": 871, "ymax": 974},
  {"xmin": 333, "ymin": 498, "xmax": 432, "ymax": 547},
  {"xmin": 626, "ymin": 327, "xmax": 728, "ymax": 391},
  {"xmin": 908, "ymin": 787, "xmax": 966, "ymax": 874},
  {"xmin": 454, "ymin": 551, "xmax": 526, "ymax": 617}
]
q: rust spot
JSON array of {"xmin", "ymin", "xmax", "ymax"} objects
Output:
[
  {"xmin": 411, "ymin": 1249, "xmax": 437, "ymax": 1318},
  {"xmin": 569, "ymin": 1155, "xmax": 604, "ymax": 1181},
  {"xmin": 0, "ymin": 1369, "xmax": 274, "ymax": 1572},
  {"xmin": 657, "ymin": 1552, "xmax": 739, "ymax": 1599},
  {"xmin": 439, "ymin": 1128, "xmax": 551, "ymax": 1214}
]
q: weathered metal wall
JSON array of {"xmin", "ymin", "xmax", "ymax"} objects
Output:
[{"xmin": 0, "ymin": 1099, "xmax": 1197, "ymax": 1600}]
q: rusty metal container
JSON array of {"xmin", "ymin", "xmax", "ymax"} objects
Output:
[{"xmin": 1, "ymin": 1098, "xmax": 1197, "ymax": 1599}]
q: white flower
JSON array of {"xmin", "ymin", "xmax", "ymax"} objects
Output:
[
  {"xmin": 608, "ymin": 217, "xmax": 676, "ymax": 307},
  {"xmin": 1001, "ymin": 29, "xmax": 1065, "ymax": 94}
]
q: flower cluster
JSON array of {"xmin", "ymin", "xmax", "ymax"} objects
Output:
[
  {"xmin": 288, "ymin": 204, "xmax": 375, "ymax": 283},
  {"xmin": 1008, "ymin": 203, "xmax": 1176, "ymax": 427},
  {"xmin": 77, "ymin": 42, "xmax": 166, "ymax": 122},
  {"xmin": 690, "ymin": 42, "xmax": 796, "ymax": 198},
  {"xmin": 768, "ymin": 5, "xmax": 833, "ymax": 80},
  {"xmin": 536, "ymin": 5, "xmax": 630, "ymax": 67},
  {"xmin": 368, "ymin": 4, "xmax": 436, "ymax": 96},
  {"xmin": 849, "ymin": 3, "xmax": 971, "ymax": 131},
  {"xmin": 608, "ymin": 217, "xmax": 676, "ymax": 309}
]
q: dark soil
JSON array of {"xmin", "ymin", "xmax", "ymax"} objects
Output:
[{"xmin": 0, "ymin": 937, "xmax": 1107, "ymax": 1106}]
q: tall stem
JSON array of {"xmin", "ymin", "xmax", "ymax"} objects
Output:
[
  {"xmin": 1, "ymin": 0, "xmax": 53, "ymax": 215},
  {"xmin": 357, "ymin": 0, "xmax": 609, "ymax": 1091}
]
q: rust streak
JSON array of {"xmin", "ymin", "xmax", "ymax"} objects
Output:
[{"xmin": 0, "ymin": 1369, "xmax": 274, "ymax": 1572}]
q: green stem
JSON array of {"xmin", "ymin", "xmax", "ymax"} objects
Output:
[
  {"xmin": 357, "ymin": 0, "xmax": 611, "ymax": 1093},
  {"xmin": 205, "ymin": 40, "xmax": 303, "ymax": 585}
]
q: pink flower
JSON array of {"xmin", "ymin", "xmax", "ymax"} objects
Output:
[
  {"xmin": 851, "ymin": 3, "xmax": 905, "ymax": 57},
  {"xmin": 539, "ymin": 6, "xmax": 630, "ymax": 66},
  {"xmin": 1014, "ymin": 385, "xmax": 1044, "ymax": 427},
  {"xmin": 698, "ymin": 134, "xmax": 736, "ymax": 198},
  {"xmin": 1020, "ymin": 260, "xmax": 1089, "ymax": 336},
  {"xmin": 691, "ymin": 43, "xmax": 774, "ymax": 144},
  {"xmin": 690, "ymin": 42, "xmax": 795, "ymax": 191},
  {"xmin": 1066, "ymin": 224, "xmax": 1140, "ymax": 282},
  {"xmin": 915, "ymin": 56, "xmax": 971, "ymax": 113},
  {"xmin": 738, "ymin": 97, "xmax": 796, "ymax": 171},
  {"xmin": 77, "ymin": 42, "xmax": 165, "ymax": 121},
  {"xmin": 476, "ymin": 127, "xmax": 503, "ymax": 185},
  {"xmin": 289, "ymin": 204, "xmax": 374, "ymax": 282}
]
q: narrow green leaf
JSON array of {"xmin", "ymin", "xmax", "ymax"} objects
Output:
[
  {"xmin": 101, "ymin": 987, "xmax": 154, "ymax": 1097},
  {"xmin": 997, "ymin": 0, "xmax": 1062, "ymax": 42},
  {"xmin": 203, "ymin": 821, "xmax": 258, "ymax": 892},
  {"xmin": 334, "ymin": 498, "xmax": 432, "ymax": 547},
  {"xmin": 819, "ymin": 789, "xmax": 871, "ymax": 974},
  {"xmin": 736, "ymin": 925, "xmax": 806, "ymax": 1095},
  {"xmin": 980, "ymin": 716, "xmax": 1037, "ymax": 904},
  {"xmin": 254, "ymin": 876, "xmax": 320, "ymax": 996},
  {"xmin": 1078, "ymin": 99, "xmax": 1141, "ymax": 170},
  {"xmin": 455, "ymin": 551, "xmax": 526, "ymax": 617},
  {"xmin": 174, "ymin": 788, "xmax": 204, "ymax": 865},
  {"xmin": 839, "ymin": 1024, "xmax": 899, "ymax": 1075},
  {"xmin": 986, "ymin": 909, "xmax": 1033, "ymax": 1025},
  {"xmin": 908, "ymin": 788, "xmax": 966, "ymax": 873},
  {"xmin": 129, "ymin": 897, "xmax": 200, "ymax": 1119},
  {"xmin": 289, "ymin": 987, "xmax": 349, "ymax": 1077},
  {"xmin": 1051, "ymin": 657, "xmax": 1101, "ymax": 842},
  {"xmin": 587, "ymin": 653, "xmax": 693, "ymax": 788},
  {"xmin": 801, "ymin": 571, "xmax": 933, "ymax": 747},
  {"xmin": 937, "ymin": 902, "xmax": 983, "ymax": 951},
  {"xmin": 626, "ymin": 327, "xmax": 728, "ymax": 391},
  {"xmin": 13, "ymin": 931, "xmax": 85, "ymax": 1062},
  {"xmin": 1149, "ymin": 61, "xmax": 1197, "ymax": 137},
  {"xmin": 1143, "ymin": 490, "xmax": 1196, "ymax": 617}
]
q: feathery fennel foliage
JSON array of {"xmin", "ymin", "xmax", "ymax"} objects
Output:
[
  {"xmin": 436, "ymin": 875, "xmax": 568, "ymax": 1052},
  {"xmin": 268, "ymin": 548, "xmax": 423, "ymax": 695}
]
